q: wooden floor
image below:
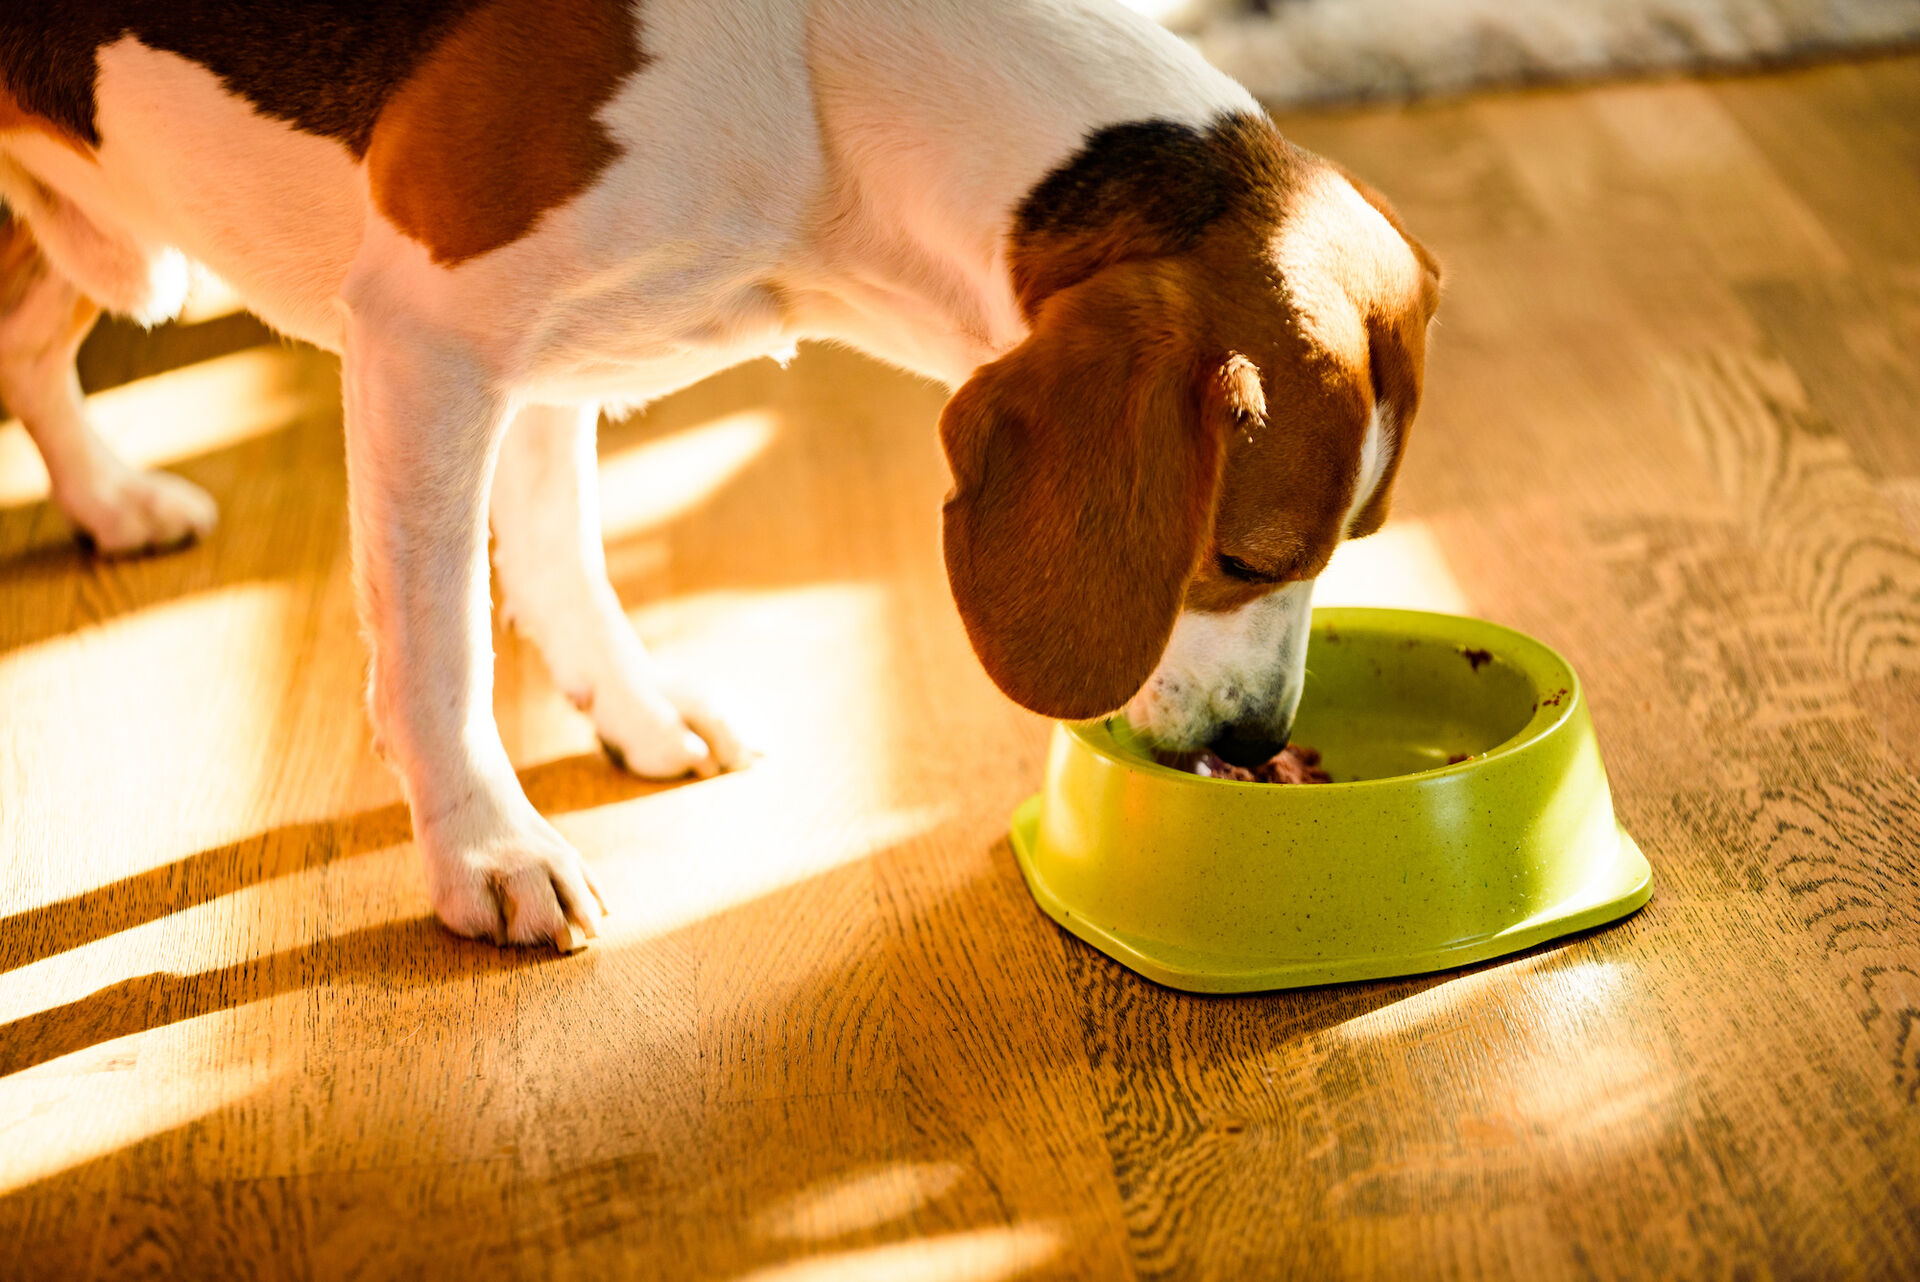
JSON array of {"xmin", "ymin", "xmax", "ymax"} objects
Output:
[{"xmin": 4, "ymin": 55, "xmax": 1920, "ymax": 1282}]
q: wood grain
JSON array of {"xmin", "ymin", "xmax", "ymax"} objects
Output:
[
  {"xmin": 5, "ymin": 54, "xmax": 1920, "ymax": 1282},
  {"xmin": 1656, "ymin": 345, "xmax": 1920, "ymax": 764}
]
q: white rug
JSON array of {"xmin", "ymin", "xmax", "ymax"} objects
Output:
[{"xmin": 1127, "ymin": 0, "xmax": 1920, "ymax": 105}]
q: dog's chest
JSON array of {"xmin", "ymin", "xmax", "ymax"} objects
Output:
[{"xmin": 515, "ymin": 274, "xmax": 797, "ymax": 405}]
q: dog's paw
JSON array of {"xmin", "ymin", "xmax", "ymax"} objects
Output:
[
  {"xmin": 588, "ymin": 672, "xmax": 757, "ymax": 780},
  {"xmin": 664, "ymin": 678, "xmax": 758, "ymax": 774},
  {"xmin": 64, "ymin": 467, "xmax": 218, "ymax": 557},
  {"xmin": 421, "ymin": 807, "xmax": 606, "ymax": 951}
]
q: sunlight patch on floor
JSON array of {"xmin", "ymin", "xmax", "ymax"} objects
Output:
[
  {"xmin": 628, "ymin": 583, "xmax": 898, "ymax": 766},
  {"xmin": 0, "ymin": 345, "xmax": 331, "ymax": 507},
  {"xmin": 598, "ymin": 410, "xmax": 778, "ymax": 539},
  {"xmin": 575, "ymin": 782, "xmax": 943, "ymax": 950},
  {"xmin": 1495, "ymin": 958, "xmax": 1678, "ymax": 1144},
  {"xmin": 727, "ymin": 1224, "xmax": 1061, "ymax": 1282},
  {"xmin": 1329, "ymin": 954, "xmax": 1676, "ymax": 1150},
  {"xmin": 0, "ymin": 1060, "xmax": 279, "ymax": 1195},
  {"xmin": 0, "ymin": 837, "xmax": 415, "ymax": 1039},
  {"xmin": 556, "ymin": 583, "xmax": 945, "ymax": 950},
  {"xmin": 0, "ymin": 581, "xmax": 299, "ymax": 907},
  {"xmin": 1316, "ymin": 518, "xmax": 1471, "ymax": 613},
  {"xmin": 1330, "ymin": 953, "xmax": 1628, "ymax": 1045},
  {"xmin": 755, "ymin": 1162, "xmax": 968, "ymax": 1243}
]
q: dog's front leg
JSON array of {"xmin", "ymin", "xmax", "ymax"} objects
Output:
[
  {"xmin": 340, "ymin": 302, "xmax": 602, "ymax": 949},
  {"xmin": 491, "ymin": 403, "xmax": 753, "ymax": 777}
]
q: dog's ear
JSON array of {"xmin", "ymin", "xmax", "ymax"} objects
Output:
[{"xmin": 939, "ymin": 259, "xmax": 1237, "ymax": 720}]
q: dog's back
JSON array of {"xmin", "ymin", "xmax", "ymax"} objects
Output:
[{"xmin": 2, "ymin": 0, "xmax": 834, "ymax": 391}]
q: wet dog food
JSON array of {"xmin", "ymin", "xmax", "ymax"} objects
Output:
[{"xmin": 1183, "ymin": 744, "xmax": 1332, "ymax": 785}]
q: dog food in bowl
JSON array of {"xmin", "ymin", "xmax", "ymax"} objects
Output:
[{"xmin": 1169, "ymin": 745, "xmax": 1333, "ymax": 785}]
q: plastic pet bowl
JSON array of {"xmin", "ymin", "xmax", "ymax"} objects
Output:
[{"xmin": 1008, "ymin": 608, "xmax": 1652, "ymax": 993}]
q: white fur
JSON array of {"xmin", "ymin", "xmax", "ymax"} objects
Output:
[
  {"xmin": 1125, "ymin": 580, "xmax": 1316, "ymax": 750},
  {"xmin": 790, "ymin": 0, "xmax": 1258, "ymax": 384},
  {"xmin": 0, "ymin": 0, "xmax": 1316, "ymax": 947},
  {"xmin": 0, "ymin": 158, "xmax": 189, "ymax": 324},
  {"xmin": 1349, "ymin": 401, "xmax": 1395, "ymax": 535},
  {"xmin": 1273, "ymin": 165, "xmax": 1421, "ymax": 370}
]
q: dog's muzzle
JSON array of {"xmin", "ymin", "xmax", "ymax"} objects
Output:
[{"xmin": 1123, "ymin": 580, "xmax": 1315, "ymax": 754}]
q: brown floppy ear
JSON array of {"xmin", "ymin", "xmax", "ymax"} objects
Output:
[{"xmin": 940, "ymin": 259, "xmax": 1231, "ymax": 720}]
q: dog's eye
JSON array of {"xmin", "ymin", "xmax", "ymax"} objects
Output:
[{"xmin": 1216, "ymin": 553, "xmax": 1270, "ymax": 583}]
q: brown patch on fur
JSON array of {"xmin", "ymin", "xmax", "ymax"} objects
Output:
[
  {"xmin": 945, "ymin": 114, "xmax": 1438, "ymax": 715},
  {"xmin": 1009, "ymin": 117, "xmax": 1263, "ymax": 319},
  {"xmin": 366, "ymin": 0, "xmax": 645, "ymax": 266},
  {"xmin": 0, "ymin": 81, "xmax": 94, "ymax": 159},
  {"xmin": 1184, "ymin": 135, "xmax": 1439, "ymax": 612}
]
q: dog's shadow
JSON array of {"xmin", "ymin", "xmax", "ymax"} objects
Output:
[
  {"xmin": 0, "ymin": 751, "xmax": 676, "ymax": 980},
  {"xmin": 0, "ymin": 803, "xmax": 1615, "ymax": 1282},
  {"xmin": 0, "ymin": 915, "xmax": 545, "ymax": 1078}
]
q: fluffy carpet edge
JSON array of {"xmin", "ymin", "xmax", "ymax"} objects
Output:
[{"xmin": 1164, "ymin": 0, "xmax": 1920, "ymax": 106}]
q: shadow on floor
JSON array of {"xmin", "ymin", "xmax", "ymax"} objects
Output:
[
  {"xmin": 0, "ymin": 750, "xmax": 685, "ymax": 977},
  {"xmin": 0, "ymin": 823, "xmax": 1606, "ymax": 1278},
  {"xmin": 77, "ymin": 311, "xmax": 280, "ymax": 397},
  {"xmin": 0, "ymin": 915, "xmax": 555, "ymax": 1078}
]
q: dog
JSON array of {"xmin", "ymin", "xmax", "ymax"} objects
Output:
[{"xmin": 0, "ymin": 0, "xmax": 1439, "ymax": 949}]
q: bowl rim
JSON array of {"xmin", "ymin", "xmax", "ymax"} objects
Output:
[{"xmin": 1073, "ymin": 607, "xmax": 1585, "ymax": 793}]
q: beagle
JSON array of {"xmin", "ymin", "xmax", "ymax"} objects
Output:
[{"xmin": 0, "ymin": 0, "xmax": 1439, "ymax": 949}]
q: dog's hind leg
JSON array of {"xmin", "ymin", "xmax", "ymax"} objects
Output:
[
  {"xmin": 0, "ymin": 208, "xmax": 216, "ymax": 555},
  {"xmin": 491, "ymin": 403, "xmax": 754, "ymax": 778}
]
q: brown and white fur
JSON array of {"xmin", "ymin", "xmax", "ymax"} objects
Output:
[{"xmin": 0, "ymin": 0, "xmax": 1438, "ymax": 949}]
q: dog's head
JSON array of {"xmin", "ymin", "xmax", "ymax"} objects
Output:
[{"xmin": 941, "ymin": 114, "xmax": 1438, "ymax": 763}]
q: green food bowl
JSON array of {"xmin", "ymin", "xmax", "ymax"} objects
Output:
[{"xmin": 1009, "ymin": 608, "xmax": 1652, "ymax": 993}]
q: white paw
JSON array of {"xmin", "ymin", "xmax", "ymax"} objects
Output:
[
  {"xmin": 421, "ymin": 805, "xmax": 606, "ymax": 951},
  {"xmin": 588, "ymin": 672, "xmax": 758, "ymax": 780},
  {"xmin": 63, "ymin": 467, "xmax": 218, "ymax": 557}
]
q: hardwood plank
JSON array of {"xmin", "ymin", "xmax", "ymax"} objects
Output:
[
  {"xmin": 90, "ymin": 1172, "xmax": 312, "ymax": 1282},
  {"xmin": 75, "ymin": 311, "xmax": 278, "ymax": 400},
  {"xmin": 1713, "ymin": 61, "xmax": 1920, "ymax": 271},
  {"xmin": 1582, "ymin": 81, "xmax": 1849, "ymax": 281},
  {"xmin": 1734, "ymin": 270, "xmax": 1920, "ymax": 483},
  {"xmin": 1653, "ymin": 344, "xmax": 1920, "ymax": 764},
  {"xmin": 1273, "ymin": 97, "xmax": 1551, "ymax": 248},
  {"xmin": 0, "ymin": 1159, "xmax": 118, "ymax": 1282},
  {"xmin": 299, "ymin": 1162, "xmax": 536, "ymax": 1282}
]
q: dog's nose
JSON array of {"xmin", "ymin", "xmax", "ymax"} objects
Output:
[{"xmin": 1210, "ymin": 719, "xmax": 1291, "ymax": 769}]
